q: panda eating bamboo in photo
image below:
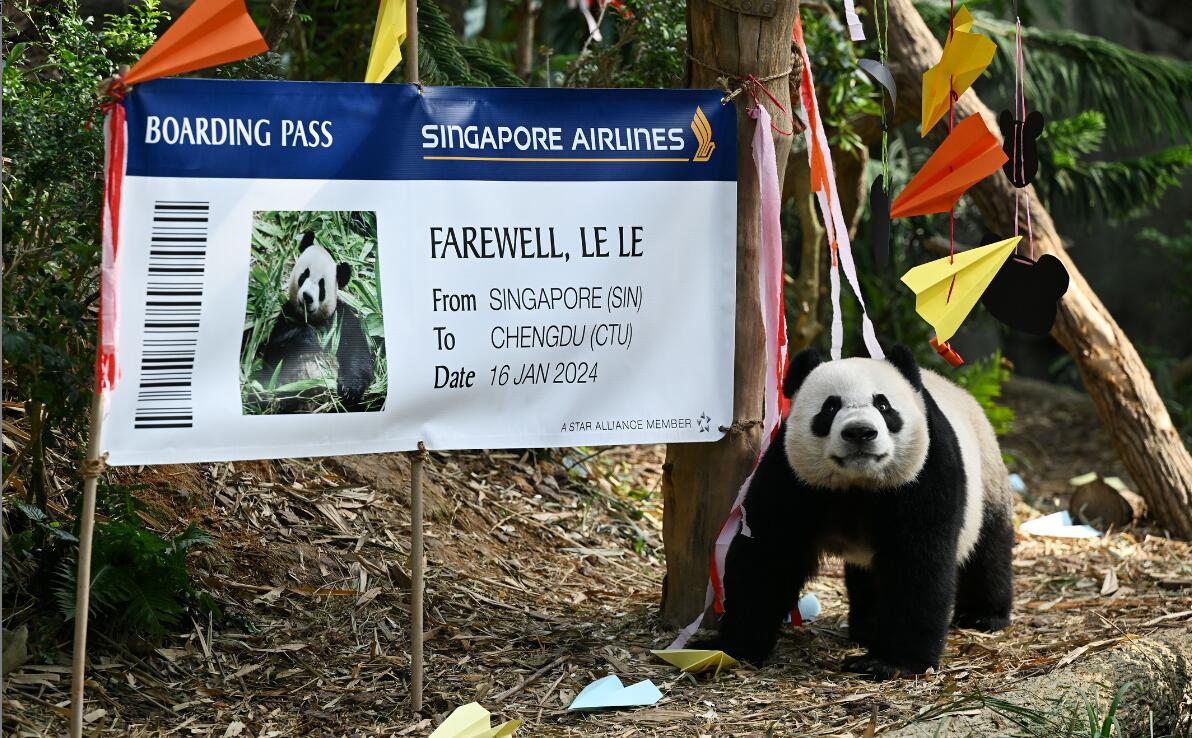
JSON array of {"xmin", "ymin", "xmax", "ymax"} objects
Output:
[
  {"xmin": 694, "ymin": 345, "xmax": 1014, "ymax": 680},
  {"xmin": 254, "ymin": 231, "xmax": 375, "ymax": 412}
]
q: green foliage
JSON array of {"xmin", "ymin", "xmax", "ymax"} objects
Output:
[
  {"xmin": 1039, "ymin": 112, "xmax": 1192, "ymax": 222},
  {"xmin": 282, "ymin": 0, "xmax": 521, "ymax": 85},
  {"xmin": 6, "ymin": 482, "xmax": 217, "ymax": 638},
  {"xmin": 800, "ymin": 7, "xmax": 881, "ymax": 153},
  {"xmin": 1137, "ymin": 221, "xmax": 1192, "ymax": 445},
  {"xmin": 916, "ymin": 1, "xmax": 1192, "ymax": 149},
  {"xmin": 565, "ymin": 0, "xmax": 686, "ymax": 89},
  {"xmin": 54, "ymin": 519, "xmax": 216, "ymax": 636},
  {"xmin": 2, "ymin": 0, "xmax": 166, "ymax": 445},
  {"xmin": 953, "ymin": 351, "xmax": 1015, "ymax": 435},
  {"xmin": 413, "ymin": 0, "xmax": 524, "ymax": 86},
  {"xmin": 240, "ymin": 211, "xmax": 387, "ymax": 414}
]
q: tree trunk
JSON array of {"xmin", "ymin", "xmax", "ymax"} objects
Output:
[
  {"xmin": 263, "ymin": 0, "xmax": 298, "ymax": 49},
  {"xmin": 784, "ymin": 156, "xmax": 825, "ymax": 353},
  {"xmin": 661, "ymin": 0, "xmax": 801, "ymax": 627},
  {"xmin": 514, "ymin": 0, "xmax": 539, "ymax": 81},
  {"xmin": 873, "ymin": 0, "xmax": 1192, "ymax": 538}
]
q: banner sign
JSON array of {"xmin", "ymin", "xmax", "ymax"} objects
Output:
[{"xmin": 101, "ymin": 79, "xmax": 737, "ymax": 465}]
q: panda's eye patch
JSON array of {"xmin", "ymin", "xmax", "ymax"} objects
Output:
[
  {"xmin": 873, "ymin": 394, "xmax": 903, "ymax": 433},
  {"xmin": 318, "ymin": 278, "xmax": 326, "ymax": 305},
  {"xmin": 297, "ymin": 268, "xmax": 310, "ymax": 287},
  {"xmin": 810, "ymin": 395, "xmax": 842, "ymax": 438}
]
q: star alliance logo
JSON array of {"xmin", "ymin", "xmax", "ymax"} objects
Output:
[{"xmin": 697, "ymin": 412, "xmax": 711, "ymax": 433}]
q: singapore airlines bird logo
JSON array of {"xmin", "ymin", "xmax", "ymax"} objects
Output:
[{"xmin": 691, "ymin": 106, "xmax": 716, "ymax": 163}]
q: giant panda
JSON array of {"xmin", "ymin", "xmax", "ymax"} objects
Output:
[
  {"xmin": 694, "ymin": 345, "xmax": 1014, "ymax": 680},
  {"xmin": 252, "ymin": 231, "xmax": 376, "ymax": 412}
]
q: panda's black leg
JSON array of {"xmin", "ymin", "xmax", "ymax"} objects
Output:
[
  {"xmin": 693, "ymin": 534, "xmax": 817, "ymax": 665},
  {"xmin": 334, "ymin": 308, "xmax": 376, "ymax": 410},
  {"xmin": 844, "ymin": 565, "xmax": 878, "ymax": 647},
  {"xmin": 842, "ymin": 541, "xmax": 956, "ymax": 680},
  {"xmin": 954, "ymin": 511, "xmax": 1014, "ymax": 632}
]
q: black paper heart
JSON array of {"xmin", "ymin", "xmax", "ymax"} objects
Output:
[
  {"xmin": 981, "ymin": 252, "xmax": 1069, "ymax": 335},
  {"xmin": 870, "ymin": 174, "xmax": 891, "ymax": 269},
  {"xmin": 998, "ymin": 109, "xmax": 1044, "ymax": 188}
]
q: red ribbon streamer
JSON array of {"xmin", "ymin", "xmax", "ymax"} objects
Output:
[{"xmin": 96, "ymin": 82, "xmax": 127, "ymax": 391}]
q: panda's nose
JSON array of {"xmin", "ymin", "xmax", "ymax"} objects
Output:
[
  {"xmin": 302, "ymin": 292, "xmax": 314, "ymax": 306},
  {"xmin": 841, "ymin": 423, "xmax": 878, "ymax": 444}
]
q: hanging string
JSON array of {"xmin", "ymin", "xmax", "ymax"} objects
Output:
[
  {"xmin": 876, "ymin": 0, "xmax": 890, "ymax": 193},
  {"xmin": 945, "ymin": 0, "xmax": 958, "ymax": 304},
  {"xmin": 1012, "ymin": 14, "xmax": 1036, "ymax": 259}
]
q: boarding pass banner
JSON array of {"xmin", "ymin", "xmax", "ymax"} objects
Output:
[{"xmin": 101, "ymin": 79, "xmax": 737, "ymax": 465}]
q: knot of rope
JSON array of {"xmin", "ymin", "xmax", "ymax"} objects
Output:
[
  {"xmin": 718, "ymin": 419, "xmax": 763, "ymax": 435},
  {"xmin": 685, "ymin": 51, "xmax": 801, "ymax": 136},
  {"xmin": 82, "ymin": 453, "xmax": 109, "ymax": 479},
  {"xmin": 86, "ymin": 68, "xmax": 128, "ymax": 130}
]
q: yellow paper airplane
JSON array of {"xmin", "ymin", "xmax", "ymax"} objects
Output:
[
  {"xmin": 365, "ymin": 0, "xmax": 408, "ymax": 83},
  {"xmin": 428, "ymin": 702, "xmax": 521, "ymax": 738},
  {"xmin": 651, "ymin": 649, "xmax": 739, "ymax": 677},
  {"xmin": 900, "ymin": 236, "xmax": 1020, "ymax": 343},
  {"xmin": 921, "ymin": 6, "xmax": 996, "ymax": 135}
]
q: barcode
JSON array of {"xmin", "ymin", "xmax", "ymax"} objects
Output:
[{"xmin": 134, "ymin": 201, "xmax": 209, "ymax": 429}]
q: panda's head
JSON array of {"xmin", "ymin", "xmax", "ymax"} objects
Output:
[
  {"xmin": 782, "ymin": 345, "xmax": 929, "ymax": 489},
  {"xmin": 286, "ymin": 231, "xmax": 352, "ymax": 324}
]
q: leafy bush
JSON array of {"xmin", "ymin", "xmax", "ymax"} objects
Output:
[
  {"xmin": 3, "ymin": 0, "xmax": 167, "ymax": 506},
  {"xmin": 3, "ymin": 0, "xmax": 221, "ymax": 640},
  {"xmin": 54, "ymin": 520, "xmax": 216, "ymax": 636}
]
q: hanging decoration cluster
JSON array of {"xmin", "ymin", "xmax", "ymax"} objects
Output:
[{"xmin": 885, "ymin": 2, "xmax": 1066, "ymax": 366}]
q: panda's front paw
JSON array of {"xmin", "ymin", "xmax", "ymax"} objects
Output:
[
  {"xmin": 953, "ymin": 612, "xmax": 1010, "ymax": 632},
  {"xmin": 841, "ymin": 653, "xmax": 931, "ymax": 681}
]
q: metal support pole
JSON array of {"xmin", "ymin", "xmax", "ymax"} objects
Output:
[{"xmin": 70, "ymin": 389, "xmax": 105, "ymax": 737}]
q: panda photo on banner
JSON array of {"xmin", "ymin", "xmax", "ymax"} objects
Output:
[{"xmin": 239, "ymin": 210, "xmax": 387, "ymax": 414}]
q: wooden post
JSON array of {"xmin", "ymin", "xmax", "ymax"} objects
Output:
[
  {"xmin": 869, "ymin": 0, "xmax": 1192, "ymax": 538},
  {"xmin": 406, "ymin": 0, "xmax": 425, "ymax": 714},
  {"xmin": 410, "ymin": 442, "xmax": 426, "ymax": 713},
  {"xmin": 70, "ymin": 390, "xmax": 105, "ymax": 738},
  {"xmin": 661, "ymin": 0, "xmax": 801, "ymax": 626}
]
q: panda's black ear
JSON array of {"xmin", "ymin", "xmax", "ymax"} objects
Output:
[
  {"xmin": 299, "ymin": 231, "xmax": 316, "ymax": 252},
  {"xmin": 336, "ymin": 263, "xmax": 352, "ymax": 290},
  {"xmin": 886, "ymin": 344, "xmax": 923, "ymax": 390},
  {"xmin": 784, "ymin": 348, "xmax": 823, "ymax": 398}
]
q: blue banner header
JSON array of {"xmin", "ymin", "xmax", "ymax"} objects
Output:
[{"xmin": 123, "ymin": 79, "xmax": 737, "ymax": 182}]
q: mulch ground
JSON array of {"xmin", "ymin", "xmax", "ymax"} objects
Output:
[{"xmin": 4, "ymin": 378, "xmax": 1190, "ymax": 737}]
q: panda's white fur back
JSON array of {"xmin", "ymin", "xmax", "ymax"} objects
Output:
[{"xmin": 921, "ymin": 370, "xmax": 992, "ymax": 564}]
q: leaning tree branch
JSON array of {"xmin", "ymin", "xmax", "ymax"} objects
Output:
[
  {"xmin": 868, "ymin": 0, "xmax": 1192, "ymax": 537},
  {"xmin": 263, "ymin": 0, "xmax": 299, "ymax": 49}
]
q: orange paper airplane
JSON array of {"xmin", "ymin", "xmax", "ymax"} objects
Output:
[
  {"xmin": 890, "ymin": 114, "xmax": 1007, "ymax": 219},
  {"xmin": 125, "ymin": 0, "xmax": 267, "ymax": 86}
]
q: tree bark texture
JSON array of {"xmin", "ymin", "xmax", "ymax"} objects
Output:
[
  {"xmin": 263, "ymin": 0, "xmax": 298, "ymax": 49},
  {"xmin": 661, "ymin": 0, "xmax": 802, "ymax": 627},
  {"xmin": 872, "ymin": 0, "xmax": 1192, "ymax": 538}
]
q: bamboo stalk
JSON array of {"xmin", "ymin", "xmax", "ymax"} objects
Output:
[
  {"xmin": 406, "ymin": 0, "xmax": 424, "ymax": 714},
  {"xmin": 410, "ymin": 441, "xmax": 426, "ymax": 713},
  {"xmin": 70, "ymin": 389, "xmax": 105, "ymax": 738}
]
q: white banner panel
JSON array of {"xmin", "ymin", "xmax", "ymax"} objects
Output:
[{"xmin": 101, "ymin": 80, "xmax": 737, "ymax": 464}]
